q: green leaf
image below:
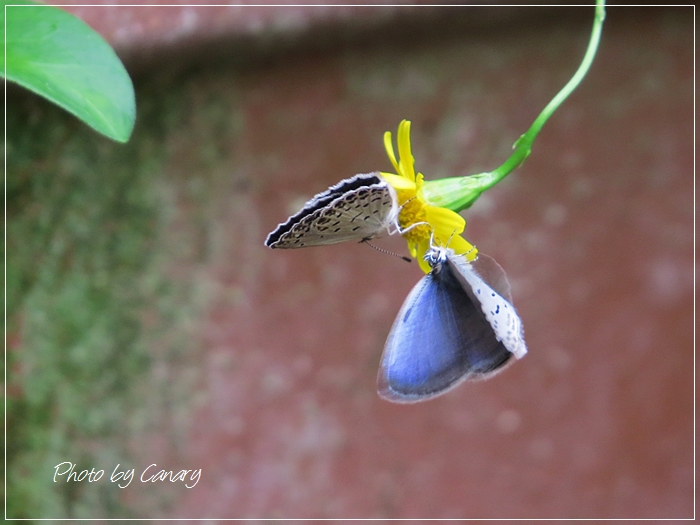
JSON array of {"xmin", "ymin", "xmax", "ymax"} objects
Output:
[{"xmin": 3, "ymin": 1, "xmax": 136, "ymax": 142}]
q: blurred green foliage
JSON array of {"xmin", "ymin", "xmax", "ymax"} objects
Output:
[{"xmin": 6, "ymin": 86, "xmax": 184, "ymax": 518}]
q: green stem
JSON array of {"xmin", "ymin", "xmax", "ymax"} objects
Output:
[{"xmin": 423, "ymin": 0, "xmax": 606, "ymax": 212}]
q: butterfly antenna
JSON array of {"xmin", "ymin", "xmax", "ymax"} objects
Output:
[
  {"xmin": 360, "ymin": 239, "xmax": 412, "ymax": 263},
  {"xmin": 445, "ymin": 228, "xmax": 478, "ymax": 260}
]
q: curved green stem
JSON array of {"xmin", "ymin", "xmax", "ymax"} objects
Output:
[{"xmin": 423, "ymin": 0, "xmax": 606, "ymax": 212}]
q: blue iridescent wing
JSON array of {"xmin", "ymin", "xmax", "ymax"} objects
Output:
[{"xmin": 378, "ymin": 268, "xmax": 512, "ymax": 403}]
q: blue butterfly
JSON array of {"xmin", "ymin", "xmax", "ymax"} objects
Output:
[{"xmin": 378, "ymin": 245, "xmax": 527, "ymax": 403}]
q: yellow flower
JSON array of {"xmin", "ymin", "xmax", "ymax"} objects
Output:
[{"xmin": 381, "ymin": 120, "xmax": 477, "ymax": 273}]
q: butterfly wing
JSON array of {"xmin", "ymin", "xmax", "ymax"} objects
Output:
[
  {"xmin": 378, "ymin": 269, "xmax": 512, "ymax": 403},
  {"xmin": 447, "ymin": 252, "xmax": 527, "ymax": 359},
  {"xmin": 468, "ymin": 253, "xmax": 513, "ymax": 303},
  {"xmin": 265, "ymin": 172, "xmax": 397, "ymax": 248}
]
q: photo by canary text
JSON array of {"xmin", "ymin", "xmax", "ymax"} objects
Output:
[{"xmin": 53, "ymin": 462, "xmax": 202, "ymax": 488}]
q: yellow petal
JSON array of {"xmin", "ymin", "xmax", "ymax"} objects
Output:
[
  {"xmin": 424, "ymin": 205, "xmax": 466, "ymax": 239},
  {"xmin": 415, "ymin": 237, "xmax": 432, "ymax": 274},
  {"xmin": 383, "ymin": 131, "xmax": 400, "ymax": 173},
  {"xmin": 380, "ymin": 172, "xmax": 415, "ymax": 192},
  {"xmin": 415, "ymin": 172, "xmax": 425, "ymax": 192},
  {"xmin": 397, "ymin": 120, "xmax": 415, "ymax": 181}
]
